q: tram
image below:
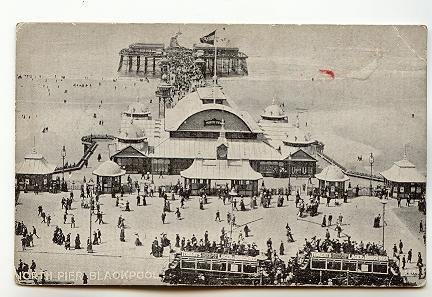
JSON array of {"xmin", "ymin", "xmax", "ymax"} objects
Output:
[
  {"xmin": 160, "ymin": 251, "xmax": 280, "ymax": 285},
  {"xmin": 294, "ymin": 251, "xmax": 406, "ymax": 286}
]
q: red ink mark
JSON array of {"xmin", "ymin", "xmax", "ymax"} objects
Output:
[{"xmin": 319, "ymin": 69, "xmax": 335, "ymax": 79}]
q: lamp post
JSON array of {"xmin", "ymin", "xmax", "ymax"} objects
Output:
[
  {"xmin": 228, "ymin": 187, "xmax": 238, "ymax": 250},
  {"xmin": 381, "ymin": 198, "xmax": 388, "ymax": 252},
  {"xmin": 87, "ymin": 189, "xmax": 95, "ymax": 253},
  {"xmin": 287, "ymin": 154, "xmax": 292, "ymax": 194},
  {"xmin": 61, "ymin": 145, "xmax": 66, "ymax": 181},
  {"xmin": 369, "ymin": 152, "xmax": 374, "ymax": 196}
]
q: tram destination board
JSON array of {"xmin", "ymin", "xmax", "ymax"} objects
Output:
[{"xmin": 14, "ymin": 23, "xmax": 427, "ymax": 287}]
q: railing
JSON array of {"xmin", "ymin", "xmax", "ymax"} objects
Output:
[
  {"xmin": 53, "ymin": 134, "xmax": 114, "ymax": 174},
  {"xmin": 317, "ymin": 152, "xmax": 384, "ymax": 182}
]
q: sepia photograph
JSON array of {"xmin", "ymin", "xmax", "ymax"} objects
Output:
[{"xmin": 14, "ymin": 23, "xmax": 426, "ymax": 287}]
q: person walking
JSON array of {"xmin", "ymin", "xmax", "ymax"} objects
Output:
[
  {"xmin": 408, "ymin": 249, "xmax": 412, "ymax": 263},
  {"xmin": 161, "ymin": 212, "xmax": 166, "ymax": 224},
  {"xmin": 321, "ymin": 215, "xmax": 327, "ymax": 227},
  {"xmin": 215, "ymin": 210, "xmax": 221, "ymax": 222},
  {"xmin": 279, "ymin": 241, "xmax": 285, "ymax": 255},
  {"xmin": 399, "ymin": 239, "xmax": 404, "ymax": 254},
  {"xmin": 70, "ymin": 215, "xmax": 76, "ymax": 228},
  {"xmin": 32, "ymin": 226, "xmax": 39, "ymax": 238}
]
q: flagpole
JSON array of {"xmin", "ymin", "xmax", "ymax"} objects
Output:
[{"xmin": 213, "ymin": 30, "xmax": 217, "ymax": 104}]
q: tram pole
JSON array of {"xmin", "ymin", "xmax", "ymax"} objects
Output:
[
  {"xmin": 381, "ymin": 198, "xmax": 388, "ymax": 251},
  {"xmin": 228, "ymin": 187, "xmax": 237, "ymax": 252}
]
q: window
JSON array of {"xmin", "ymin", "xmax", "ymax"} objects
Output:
[
  {"xmin": 181, "ymin": 260, "xmax": 195, "ymax": 269},
  {"xmin": 197, "ymin": 261, "xmax": 211, "ymax": 270},
  {"xmin": 327, "ymin": 260, "xmax": 342, "ymax": 271},
  {"xmin": 373, "ymin": 263, "xmax": 388, "ymax": 274},
  {"xmin": 212, "ymin": 262, "xmax": 227, "ymax": 272},
  {"xmin": 228, "ymin": 263, "xmax": 242, "ymax": 272},
  {"xmin": 342, "ymin": 261, "xmax": 357, "ymax": 272},
  {"xmin": 311, "ymin": 259, "xmax": 326, "ymax": 269},
  {"xmin": 359, "ymin": 262, "xmax": 373, "ymax": 272},
  {"xmin": 243, "ymin": 264, "xmax": 257, "ymax": 274}
]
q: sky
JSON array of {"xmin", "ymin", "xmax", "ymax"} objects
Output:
[{"xmin": 16, "ymin": 23, "xmax": 427, "ymax": 78}]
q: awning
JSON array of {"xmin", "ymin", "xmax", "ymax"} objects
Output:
[
  {"xmin": 181, "ymin": 159, "xmax": 263, "ymax": 181},
  {"xmin": 380, "ymin": 158, "xmax": 426, "ymax": 183}
]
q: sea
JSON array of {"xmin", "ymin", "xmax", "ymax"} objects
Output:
[{"xmin": 15, "ymin": 52, "xmax": 427, "ymax": 175}]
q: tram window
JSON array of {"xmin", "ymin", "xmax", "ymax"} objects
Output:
[
  {"xmin": 311, "ymin": 259, "xmax": 326, "ymax": 269},
  {"xmin": 360, "ymin": 262, "xmax": 373, "ymax": 272},
  {"xmin": 342, "ymin": 261, "xmax": 357, "ymax": 272},
  {"xmin": 327, "ymin": 260, "xmax": 342, "ymax": 271},
  {"xmin": 182, "ymin": 260, "xmax": 196, "ymax": 269},
  {"xmin": 212, "ymin": 262, "xmax": 227, "ymax": 271},
  {"xmin": 243, "ymin": 264, "xmax": 258, "ymax": 274},
  {"xmin": 373, "ymin": 263, "xmax": 388, "ymax": 274},
  {"xmin": 228, "ymin": 263, "xmax": 242, "ymax": 272},
  {"xmin": 197, "ymin": 261, "xmax": 211, "ymax": 270}
]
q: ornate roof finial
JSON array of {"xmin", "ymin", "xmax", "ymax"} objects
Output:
[{"xmin": 403, "ymin": 144, "xmax": 407, "ymax": 160}]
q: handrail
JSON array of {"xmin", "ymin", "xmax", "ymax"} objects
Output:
[{"xmin": 54, "ymin": 134, "xmax": 114, "ymax": 174}]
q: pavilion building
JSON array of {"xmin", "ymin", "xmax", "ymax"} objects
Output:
[
  {"xmin": 93, "ymin": 160, "xmax": 126, "ymax": 194},
  {"xmin": 108, "ymin": 86, "xmax": 319, "ymax": 180},
  {"xmin": 15, "ymin": 148, "xmax": 56, "ymax": 192},
  {"xmin": 180, "ymin": 129, "xmax": 264, "ymax": 196},
  {"xmin": 380, "ymin": 155, "xmax": 426, "ymax": 199},
  {"xmin": 315, "ymin": 165, "xmax": 349, "ymax": 198},
  {"xmin": 258, "ymin": 101, "xmax": 320, "ymax": 177},
  {"xmin": 149, "ymin": 86, "xmax": 317, "ymax": 178},
  {"xmin": 110, "ymin": 121, "xmax": 151, "ymax": 174}
]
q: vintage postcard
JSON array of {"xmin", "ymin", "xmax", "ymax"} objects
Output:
[{"xmin": 15, "ymin": 23, "xmax": 426, "ymax": 286}]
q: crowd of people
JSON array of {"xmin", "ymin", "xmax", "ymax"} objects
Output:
[
  {"xmin": 301, "ymin": 234, "xmax": 387, "ymax": 257},
  {"xmin": 171, "ymin": 229, "xmax": 260, "ymax": 257},
  {"xmin": 162, "ymin": 48, "xmax": 205, "ymax": 101},
  {"xmin": 15, "ymin": 221, "xmax": 37, "ymax": 251}
]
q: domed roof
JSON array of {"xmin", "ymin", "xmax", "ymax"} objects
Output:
[
  {"xmin": 283, "ymin": 126, "xmax": 315, "ymax": 145},
  {"xmin": 117, "ymin": 122, "xmax": 146, "ymax": 141},
  {"xmin": 124, "ymin": 101, "xmax": 150, "ymax": 116},
  {"xmin": 315, "ymin": 165, "xmax": 349, "ymax": 182},
  {"xmin": 261, "ymin": 103, "xmax": 287, "ymax": 120},
  {"xmin": 93, "ymin": 160, "xmax": 126, "ymax": 177}
]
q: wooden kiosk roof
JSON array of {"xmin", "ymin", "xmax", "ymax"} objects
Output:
[
  {"xmin": 16, "ymin": 148, "xmax": 56, "ymax": 175},
  {"xmin": 380, "ymin": 157, "xmax": 426, "ymax": 183}
]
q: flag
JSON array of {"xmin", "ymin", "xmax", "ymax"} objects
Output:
[
  {"xmin": 319, "ymin": 69, "xmax": 335, "ymax": 79},
  {"xmin": 200, "ymin": 30, "xmax": 216, "ymax": 45}
]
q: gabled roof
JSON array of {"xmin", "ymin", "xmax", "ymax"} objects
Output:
[
  {"xmin": 111, "ymin": 145, "xmax": 147, "ymax": 159},
  {"xmin": 16, "ymin": 148, "xmax": 56, "ymax": 175},
  {"xmin": 181, "ymin": 159, "xmax": 263, "ymax": 181},
  {"xmin": 380, "ymin": 157, "xmax": 426, "ymax": 183},
  {"xmin": 285, "ymin": 148, "xmax": 317, "ymax": 162}
]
